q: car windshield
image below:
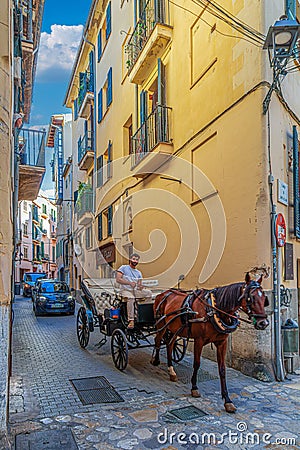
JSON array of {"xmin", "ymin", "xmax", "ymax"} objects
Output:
[
  {"xmin": 40, "ymin": 282, "xmax": 69, "ymax": 293},
  {"xmin": 25, "ymin": 273, "xmax": 47, "ymax": 282}
]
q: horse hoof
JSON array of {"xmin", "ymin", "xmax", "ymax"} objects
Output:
[
  {"xmin": 169, "ymin": 375, "xmax": 178, "ymax": 382},
  {"xmin": 224, "ymin": 402, "xmax": 236, "ymax": 413},
  {"xmin": 191, "ymin": 389, "xmax": 201, "ymax": 398},
  {"xmin": 150, "ymin": 359, "xmax": 160, "ymax": 366}
]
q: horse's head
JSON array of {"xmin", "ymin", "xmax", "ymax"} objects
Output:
[{"xmin": 239, "ymin": 272, "xmax": 269, "ymax": 330}]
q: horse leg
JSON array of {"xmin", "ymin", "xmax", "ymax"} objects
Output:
[
  {"xmin": 191, "ymin": 338, "xmax": 203, "ymax": 398},
  {"xmin": 166, "ymin": 336, "xmax": 178, "ymax": 382},
  {"xmin": 216, "ymin": 339, "xmax": 236, "ymax": 413},
  {"xmin": 150, "ymin": 328, "xmax": 165, "ymax": 366}
]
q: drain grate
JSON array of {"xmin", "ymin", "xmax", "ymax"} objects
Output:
[
  {"xmin": 168, "ymin": 405, "xmax": 208, "ymax": 421},
  {"xmin": 70, "ymin": 376, "xmax": 124, "ymax": 405},
  {"xmin": 15, "ymin": 429, "xmax": 78, "ymax": 449},
  {"xmin": 175, "ymin": 366, "xmax": 218, "ymax": 384}
]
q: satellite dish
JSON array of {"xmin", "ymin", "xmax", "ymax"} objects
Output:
[{"xmin": 74, "ymin": 244, "xmax": 82, "ymax": 256}]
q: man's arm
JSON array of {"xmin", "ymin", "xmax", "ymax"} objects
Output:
[{"xmin": 116, "ymin": 270, "xmax": 136, "ymax": 288}]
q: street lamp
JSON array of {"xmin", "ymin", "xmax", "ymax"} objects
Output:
[{"xmin": 263, "ymin": 15, "xmax": 300, "ymax": 114}]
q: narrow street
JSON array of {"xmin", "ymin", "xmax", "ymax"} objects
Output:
[{"xmin": 7, "ymin": 296, "xmax": 300, "ymax": 449}]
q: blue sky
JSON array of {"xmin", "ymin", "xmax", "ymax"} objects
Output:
[{"xmin": 32, "ymin": 0, "xmax": 90, "ymax": 190}]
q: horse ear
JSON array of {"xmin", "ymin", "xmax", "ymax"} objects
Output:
[{"xmin": 245, "ymin": 272, "xmax": 251, "ymax": 284}]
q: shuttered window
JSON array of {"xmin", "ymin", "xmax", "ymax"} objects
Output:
[
  {"xmin": 106, "ymin": 2, "xmax": 112, "ymax": 40},
  {"xmin": 107, "ymin": 68, "xmax": 112, "ymax": 107},
  {"xmin": 97, "ymin": 30, "xmax": 102, "ymax": 62},
  {"xmin": 98, "ymin": 213, "xmax": 103, "ymax": 241},
  {"xmin": 98, "ymin": 89, "xmax": 103, "ymax": 123},
  {"xmin": 108, "ymin": 205, "xmax": 113, "ymax": 236},
  {"xmin": 74, "ymin": 98, "xmax": 78, "ymax": 121},
  {"xmin": 107, "ymin": 140, "xmax": 112, "ymax": 179},
  {"xmin": 97, "ymin": 155, "xmax": 104, "ymax": 187}
]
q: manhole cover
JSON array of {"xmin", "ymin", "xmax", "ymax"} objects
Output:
[
  {"xmin": 175, "ymin": 366, "xmax": 218, "ymax": 384},
  {"xmin": 15, "ymin": 429, "xmax": 78, "ymax": 449},
  {"xmin": 168, "ymin": 405, "xmax": 208, "ymax": 421},
  {"xmin": 70, "ymin": 376, "xmax": 124, "ymax": 405}
]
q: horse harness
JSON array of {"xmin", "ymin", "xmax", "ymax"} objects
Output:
[{"xmin": 155, "ymin": 281, "xmax": 267, "ymax": 335}]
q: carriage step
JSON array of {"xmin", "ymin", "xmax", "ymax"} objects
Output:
[{"xmin": 70, "ymin": 376, "xmax": 124, "ymax": 405}]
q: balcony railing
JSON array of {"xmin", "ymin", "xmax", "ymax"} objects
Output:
[
  {"xmin": 131, "ymin": 105, "xmax": 171, "ymax": 167},
  {"xmin": 78, "ymin": 71, "xmax": 94, "ymax": 114},
  {"xmin": 18, "ymin": 128, "xmax": 46, "ymax": 167},
  {"xmin": 78, "ymin": 131, "xmax": 94, "ymax": 165},
  {"xmin": 125, "ymin": 0, "xmax": 168, "ymax": 71},
  {"xmin": 75, "ymin": 187, "xmax": 93, "ymax": 221}
]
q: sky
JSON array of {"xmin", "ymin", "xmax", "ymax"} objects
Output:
[{"xmin": 31, "ymin": 0, "xmax": 91, "ymax": 191}]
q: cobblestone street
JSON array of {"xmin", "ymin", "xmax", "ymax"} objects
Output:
[{"xmin": 7, "ymin": 296, "xmax": 300, "ymax": 449}]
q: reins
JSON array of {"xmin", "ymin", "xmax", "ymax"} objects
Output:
[{"xmin": 193, "ymin": 290, "xmax": 253, "ymax": 325}]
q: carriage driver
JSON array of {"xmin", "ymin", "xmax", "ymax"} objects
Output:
[{"xmin": 116, "ymin": 253, "xmax": 152, "ymax": 329}]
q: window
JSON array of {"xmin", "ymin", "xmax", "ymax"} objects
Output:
[
  {"xmin": 123, "ymin": 115, "xmax": 133, "ymax": 155},
  {"xmin": 98, "ymin": 89, "xmax": 103, "ymax": 122},
  {"xmin": 98, "ymin": 213, "xmax": 103, "ymax": 241},
  {"xmin": 23, "ymin": 201, "xmax": 27, "ymax": 212},
  {"xmin": 107, "ymin": 68, "xmax": 112, "ymax": 107},
  {"xmin": 23, "ymin": 223, "xmax": 28, "ymax": 236},
  {"xmin": 97, "ymin": 141, "xmax": 112, "ymax": 187},
  {"xmin": 292, "ymin": 125, "xmax": 300, "ymax": 238},
  {"xmin": 42, "ymin": 204, "xmax": 47, "ymax": 214},
  {"xmin": 23, "ymin": 246, "xmax": 28, "ymax": 259},
  {"xmin": 97, "ymin": 2, "xmax": 111, "ymax": 62},
  {"xmin": 86, "ymin": 225, "xmax": 92, "ymax": 249},
  {"xmin": 52, "ymin": 246, "xmax": 56, "ymax": 262},
  {"xmin": 74, "ymin": 98, "xmax": 78, "ymax": 121},
  {"xmin": 41, "ymin": 241, "xmax": 45, "ymax": 258}
]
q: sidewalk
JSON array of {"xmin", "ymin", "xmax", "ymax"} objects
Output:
[{"xmin": 6, "ymin": 296, "xmax": 300, "ymax": 449}]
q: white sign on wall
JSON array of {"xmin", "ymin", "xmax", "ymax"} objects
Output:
[{"xmin": 277, "ymin": 179, "xmax": 288, "ymax": 206}]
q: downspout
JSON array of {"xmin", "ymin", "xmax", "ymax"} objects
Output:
[{"xmin": 267, "ymin": 110, "xmax": 285, "ymax": 381}]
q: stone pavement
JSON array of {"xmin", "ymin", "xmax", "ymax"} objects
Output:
[{"xmin": 5, "ymin": 296, "xmax": 300, "ymax": 449}]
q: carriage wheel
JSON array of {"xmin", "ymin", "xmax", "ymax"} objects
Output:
[
  {"xmin": 111, "ymin": 329, "xmax": 128, "ymax": 371},
  {"xmin": 172, "ymin": 337, "xmax": 187, "ymax": 363},
  {"xmin": 77, "ymin": 307, "xmax": 90, "ymax": 348}
]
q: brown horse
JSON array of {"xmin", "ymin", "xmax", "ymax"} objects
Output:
[{"xmin": 151, "ymin": 271, "xmax": 269, "ymax": 413}]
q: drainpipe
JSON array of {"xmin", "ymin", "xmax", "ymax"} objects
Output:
[{"xmin": 268, "ymin": 111, "xmax": 285, "ymax": 381}]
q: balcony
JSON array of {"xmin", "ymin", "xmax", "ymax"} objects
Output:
[
  {"xmin": 78, "ymin": 71, "xmax": 94, "ymax": 119},
  {"xmin": 125, "ymin": 0, "xmax": 172, "ymax": 85},
  {"xmin": 78, "ymin": 131, "xmax": 94, "ymax": 171},
  {"xmin": 18, "ymin": 128, "xmax": 46, "ymax": 201},
  {"xmin": 75, "ymin": 187, "xmax": 93, "ymax": 226},
  {"xmin": 131, "ymin": 105, "xmax": 173, "ymax": 177}
]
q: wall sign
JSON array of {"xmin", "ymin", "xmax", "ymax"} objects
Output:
[
  {"xmin": 277, "ymin": 179, "xmax": 288, "ymax": 206},
  {"xmin": 275, "ymin": 213, "xmax": 286, "ymax": 247}
]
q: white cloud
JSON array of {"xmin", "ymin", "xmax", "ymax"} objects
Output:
[{"xmin": 36, "ymin": 24, "xmax": 83, "ymax": 82}]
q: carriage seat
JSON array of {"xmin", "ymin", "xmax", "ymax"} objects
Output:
[
  {"xmin": 118, "ymin": 279, "xmax": 159, "ymax": 304},
  {"xmin": 82, "ymin": 278, "xmax": 121, "ymax": 316}
]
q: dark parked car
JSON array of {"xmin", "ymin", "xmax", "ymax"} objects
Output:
[
  {"xmin": 23, "ymin": 272, "xmax": 47, "ymax": 297},
  {"xmin": 33, "ymin": 280, "xmax": 75, "ymax": 316}
]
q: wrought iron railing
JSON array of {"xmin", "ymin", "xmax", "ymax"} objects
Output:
[
  {"xmin": 75, "ymin": 188, "xmax": 93, "ymax": 220},
  {"xmin": 78, "ymin": 71, "xmax": 94, "ymax": 112},
  {"xmin": 131, "ymin": 105, "xmax": 171, "ymax": 167},
  {"xmin": 78, "ymin": 131, "xmax": 94, "ymax": 164},
  {"xmin": 125, "ymin": 0, "xmax": 168, "ymax": 70},
  {"xmin": 17, "ymin": 128, "xmax": 46, "ymax": 167}
]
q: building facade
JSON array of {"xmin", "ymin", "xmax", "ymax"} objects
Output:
[
  {"xmin": 64, "ymin": 0, "xmax": 300, "ymax": 379},
  {"xmin": 0, "ymin": 0, "xmax": 44, "ymax": 440}
]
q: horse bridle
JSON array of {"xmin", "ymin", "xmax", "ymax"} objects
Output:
[{"xmin": 239, "ymin": 281, "xmax": 268, "ymax": 321}]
